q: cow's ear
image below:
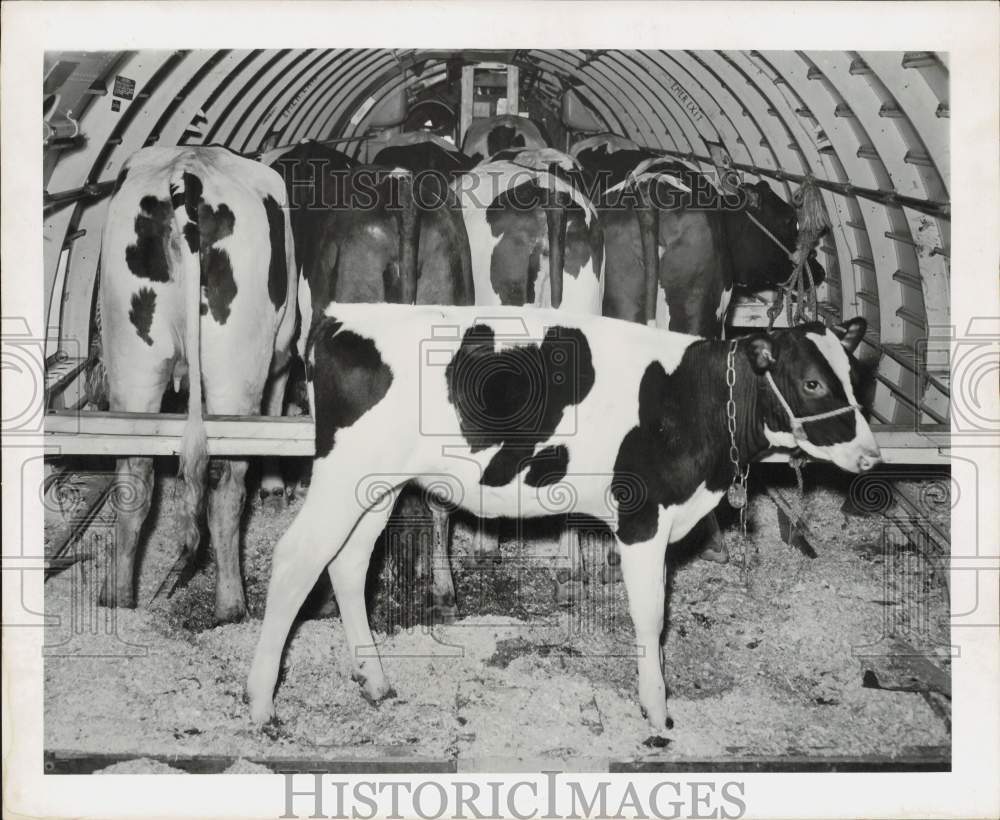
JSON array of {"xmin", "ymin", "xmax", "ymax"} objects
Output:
[
  {"xmin": 744, "ymin": 334, "xmax": 776, "ymax": 374},
  {"xmin": 832, "ymin": 317, "xmax": 867, "ymax": 354}
]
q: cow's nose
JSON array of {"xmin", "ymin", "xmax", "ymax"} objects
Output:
[{"xmin": 857, "ymin": 450, "xmax": 882, "ymax": 472}]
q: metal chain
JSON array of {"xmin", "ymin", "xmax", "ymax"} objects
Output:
[
  {"xmin": 725, "ymin": 340, "xmax": 754, "ymax": 584},
  {"xmin": 736, "ymin": 463, "xmax": 752, "ymax": 586},
  {"xmin": 725, "ymin": 340, "xmax": 741, "ymax": 486}
]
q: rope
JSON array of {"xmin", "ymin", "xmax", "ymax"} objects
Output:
[{"xmin": 747, "ymin": 174, "xmax": 830, "ymax": 330}]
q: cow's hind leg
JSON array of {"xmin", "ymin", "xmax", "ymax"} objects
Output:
[
  {"xmin": 327, "ymin": 491, "xmax": 403, "ymax": 704},
  {"xmin": 696, "ymin": 513, "xmax": 729, "ymax": 563},
  {"xmin": 258, "ymin": 348, "xmax": 294, "ymax": 511},
  {"xmin": 247, "ymin": 475, "xmax": 400, "ymax": 723},
  {"xmin": 99, "ymin": 456, "xmax": 155, "ymax": 608},
  {"xmin": 617, "ymin": 517, "xmax": 672, "ymax": 734},
  {"xmin": 207, "ymin": 458, "xmax": 249, "ymax": 622},
  {"xmin": 99, "ymin": 377, "xmax": 168, "ymax": 608},
  {"xmin": 555, "ymin": 523, "xmax": 586, "ymax": 607},
  {"xmin": 247, "ymin": 505, "xmax": 330, "ymax": 724}
]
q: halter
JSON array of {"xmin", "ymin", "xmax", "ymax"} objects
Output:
[
  {"xmin": 762, "ymin": 369, "xmax": 860, "ymax": 444},
  {"xmin": 744, "ymin": 210, "xmax": 796, "ymax": 262}
]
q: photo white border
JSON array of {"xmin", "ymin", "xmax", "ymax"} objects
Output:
[{"xmin": 3, "ymin": 2, "xmax": 997, "ymax": 818}]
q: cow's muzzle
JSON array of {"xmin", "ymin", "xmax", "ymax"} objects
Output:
[{"xmin": 856, "ymin": 449, "xmax": 882, "ymax": 472}]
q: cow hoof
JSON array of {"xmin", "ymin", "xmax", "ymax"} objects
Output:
[
  {"xmin": 313, "ymin": 596, "xmax": 340, "ymax": 619},
  {"xmin": 260, "ymin": 488, "xmax": 286, "ymax": 513},
  {"xmin": 600, "ymin": 565, "xmax": 623, "ymax": 585},
  {"xmin": 97, "ymin": 586, "xmax": 136, "ymax": 610},
  {"xmin": 699, "ymin": 544, "xmax": 730, "ymax": 564},
  {"xmin": 555, "ymin": 578, "xmax": 585, "ymax": 607},
  {"xmin": 359, "ymin": 681, "xmax": 397, "ymax": 707},
  {"xmin": 215, "ymin": 601, "xmax": 247, "ymax": 625},
  {"xmin": 430, "ymin": 603, "xmax": 458, "ymax": 624},
  {"xmin": 639, "ymin": 705, "xmax": 674, "ymax": 733},
  {"xmin": 248, "ymin": 696, "xmax": 276, "ymax": 726},
  {"xmin": 471, "ymin": 550, "xmax": 502, "ymax": 569}
]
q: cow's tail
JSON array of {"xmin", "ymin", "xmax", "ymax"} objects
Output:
[
  {"xmin": 84, "ymin": 262, "xmax": 110, "ymax": 410},
  {"xmin": 635, "ymin": 182, "xmax": 659, "ymax": 326},
  {"xmin": 543, "ymin": 170, "xmax": 567, "ymax": 309},
  {"xmin": 169, "ymin": 167, "xmax": 208, "ymax": 561},
  {"xmin": 396, "ymin": 170, "xmax": 419, "ymax": 304}
]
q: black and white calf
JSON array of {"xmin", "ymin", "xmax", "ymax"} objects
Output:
[{"xmin": 247, "ymin": 305, "xmax": 880, "ymax": 732}]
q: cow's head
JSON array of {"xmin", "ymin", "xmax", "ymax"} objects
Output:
[
  {"xmin": 743, "ymin": 317, "xmax": 880, "ymax": 473},
  {"xmin": 732, "ymin": 180, "xmax": 827, "ymax": 291}
]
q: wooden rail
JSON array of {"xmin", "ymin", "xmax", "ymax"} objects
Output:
[
  {"xmin": 44, "ymin": 747, "xmax": 948, "ymax": 774},
  {"xmin": 44, "ymin": 411, "xmax": 952, "ymax": 464}
]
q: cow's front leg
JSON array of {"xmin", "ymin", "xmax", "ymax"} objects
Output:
[
  {"xmin": 617, "ymin": 519, "xmax": 672, "ymax": 733},
  {"xmin": 208, "ymin": 458, "xmax": 249, "ymax": 623}
]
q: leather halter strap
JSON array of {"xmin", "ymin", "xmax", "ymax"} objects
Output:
[
  {"xmin": 744, "ymin": 211, "xmax": 796, "ymax": 262},
  {"xmin": 763, "ymin": 370, "xmax": 859, "ymax": 443}
]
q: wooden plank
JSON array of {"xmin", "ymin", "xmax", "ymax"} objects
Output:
[
  {"xmin": 46, "ymin": 411, "xmax": 313, "ymax": 453},
  {"xmin": 769, "ymin": 486, "xmax": 819, "ymax": 558},
  {"xmin": 43, "ymin": 747, "xmax": 947, "ymax": 774},
  {"xmin": 859, "ymin": 639, "xmax": 951, "ymax": 698},
  {"xmin": 45, "ymin": 411, "xmax": 951, "ymax": 464},
  {"xmin": 612, "ymin": 749, "xmax": 949, "ymax": 772},
  {"xmin": 45, "ymin": 749, "xmax": 457, "ymax": 775}
]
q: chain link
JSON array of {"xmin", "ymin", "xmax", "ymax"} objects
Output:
[
  {"xmin": 725, "ymin": 340, "xmax": 741, "ymax": 486},
  {"xmin": 726, "ymin": 339, "xmax": 754, "ymax": 585}
]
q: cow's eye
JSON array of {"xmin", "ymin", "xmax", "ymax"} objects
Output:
[{"xmin": 804, "ymin": 379, "xmax": 821, "ymax": 392}]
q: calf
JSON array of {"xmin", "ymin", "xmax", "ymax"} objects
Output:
[
  {"xmin": 247, "ymin": 305, "xmax": 880, "ymax": 732},
  {"xmin": 574, "ymin": 133, "xmax": 829, "ymax": 562},
  {"xmin": 98, "ymin": 146, "xmax": 297, "ymax": 622}
]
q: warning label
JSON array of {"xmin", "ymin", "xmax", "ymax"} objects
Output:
[{"xmin": 113, "ymin": 76, "xmax": 136, "ymax": 100}]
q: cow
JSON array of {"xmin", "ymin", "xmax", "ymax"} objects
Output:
[
  {"xmin": 96, "ymin": 146, "xmax": 297, "ymax": 623},
  {"xmin": 572, "ymin": 133, "xmax": 827, "ymax": 336},
  {"xmin": 453, "ymin": 147, "xmax": 603, "ymax": 314},
  {"xmin": 573, "ymin": 133, "xmax": 829, "ymax": 563},
  {"xmin": 265, "ymin": 139, "xmax": 477, "ymax": 616},
  {"xmin": 246, "ymin": 303, "xmax": 880, "ymax": 733},
  {"xmin": 461, "ymin": 114, "xmax": 548, "ymax": 164},
  {"xmin": 372, "ymin": 132, "xmax": 474, "ymax": 177}
]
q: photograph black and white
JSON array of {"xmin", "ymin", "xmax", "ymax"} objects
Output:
[{"xmin": 3, "ymin": 2, "xmax": 998, "ymax": 818}]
